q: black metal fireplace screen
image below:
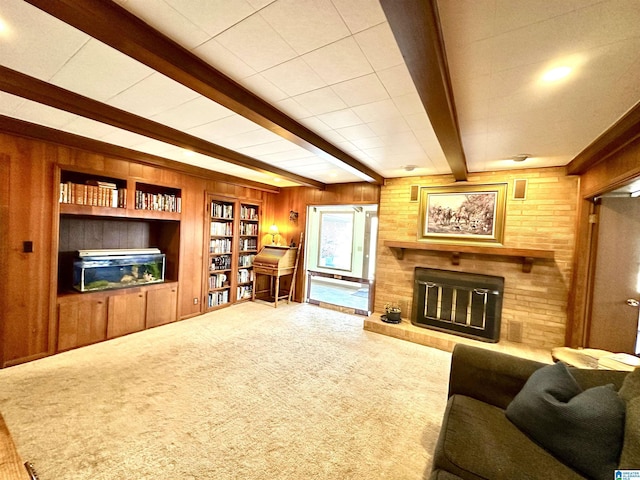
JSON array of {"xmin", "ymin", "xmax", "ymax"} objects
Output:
[{"xmin": 412, "ymin": 268, "xmax": 504, "ymax": 342}]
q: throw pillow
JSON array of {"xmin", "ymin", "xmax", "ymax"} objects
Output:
[
  {"xmin": 506, "ymin": 361, "xmax": 626, "ymax": 480},
  {"xmin": 619, "ymin": 367, "xmax": 640, "ymax": 469}
]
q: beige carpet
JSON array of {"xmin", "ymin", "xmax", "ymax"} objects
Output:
[{"xmin": 0, "ymin": 302, "xmax": 451, "ymax": 479}]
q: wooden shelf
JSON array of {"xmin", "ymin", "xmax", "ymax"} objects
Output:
[
  {"xmin": 384, "ymin": 240, "xmax": 554, "ymax": 273},
  {"xmin": 59, "ymin": 203, "xmax": 180, "ymax": 221}
]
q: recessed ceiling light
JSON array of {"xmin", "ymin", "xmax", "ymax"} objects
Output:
[
  {"xmin": 183, "ymin": 150, "xmax": 195, "ymax": 157},
  {"xmin": 403, "ymin": 165, "xmax": 417, "ymax": 172},
  {"xmin": 542, "ymin": 66, "xmax": 572, "ymax": 82}
]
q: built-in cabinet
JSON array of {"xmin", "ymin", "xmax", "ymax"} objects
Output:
[
  {"xmin": 55, "ymin": 166, "xmax": 182, "ymax": 351},
  {"xmin": 204, "ymin": 194, "xmax": 261, "ymax": 311}
]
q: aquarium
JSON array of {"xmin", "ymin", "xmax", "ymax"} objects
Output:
[{"xmin": 73, "ymin": 248, "xmax": 165, "ymax": 292}]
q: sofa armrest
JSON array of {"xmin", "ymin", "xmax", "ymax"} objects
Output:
[
  {"xmin": 448, "ymin": 344, "xmax": 629, "ymax": 410},
  {"xmin": 448, "ymin": 344, "xmax": 549, "ymax": 410}
]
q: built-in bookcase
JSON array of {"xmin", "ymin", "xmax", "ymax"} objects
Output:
[
  {"xmin": 203, "ymin": 195, "xmax": 261, "ymax": 310},
  {"xmin": 237, "ymin": 202, "xmax": 260, "ymax": 302}
]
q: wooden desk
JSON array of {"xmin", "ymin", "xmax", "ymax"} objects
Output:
[{"xmin": 252, "ymin": 245, "xmax": 298, "ymax": 307}]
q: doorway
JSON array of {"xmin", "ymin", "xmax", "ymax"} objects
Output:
[
  {"xmin": 304, "ymin": 205, "xmax": 378, "ymax": 315},
  {"xmin": 588, "ymin": 194, "xmax": 640, "ymax": 354}
]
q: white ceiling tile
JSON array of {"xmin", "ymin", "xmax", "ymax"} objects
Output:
[
  {"xmin": 297, "ymin": 116, "xmax": 332, "ymax": 133},
  {"xmin": 217, "ymin": 128, "xmax": 283, "ymax": 149},
  {"xmin": 350, "ymin": 136, "xmax": 385, "ymax": 150},
  {"xmin": 351, "ymin": 98, "xmax": 401, "ymax": 123},
  {"xmin": 150, "ymin": 97, "xmax": 234, "ymax": 131},
  {"xmin": 50, "ymin": 39, "xmax": 154, "ymax": 102},
  {"xmin": 188, "ymin": 114, "xmax": 261, "ymax": 143},
  {"xmin": 331, "ymin": 74, "xmax": 389, "ymax": 107},
  {"xmin": 392, "ymin": 93, "xmax": 426, "ymax": 116},
  {"xmin": 354, "ymin": 23, "xmax": 404, "ymax": 71},
  {"xmin": 193, "ymin": 39, "xmax": 257, "ymax": 79},
  {"xmin": 331, "ymin": 0, "xmax": 387, "ymax": 34},
  {"xmin": 292, "ymin": 87, "xmax": 348, "ymax": 116},
  {"xmin": 302, "ymin": 37, "xmax": 373, "ymax": 85},
  {"xmin": 0, "ymin": 0, "xmax": 89, "ymax": 81},
  {"xmin": 215, "ymin": 13, "xmax": 297, "ymax": 72},
  {"xmin": 274, "ymin": 98, "xmax": 314, "ymax": 119},
  {"xmin": 316, "ymin": 109, "xmax": 363, "ymax": 129},
  {"xmin": 260, "ymin": 0, "xmax": 350, "ymax": 55},
  {"xmin": 11, "ymin": 100, "xmax": 77, "ymax": 129},
  {"xmin": 99, "ymin": 128, "xmax": 155, "ymax": 148},
  {"xmin": 118, "ymin": 0, "xmax": 210, "ymax": 49},
  {"xmin": 0, "ymin": 92, "xmax": 25, "ymax": 115},
  {"xmin": 335, "ymin": 124, "xmax": 376, "ymax": 141},
  {"xmin": 260, "ymin": 149, "xmax": 317, "ymax": 163},
  {"xmin": 261, "ymin": 58, "xmax": 326, "ymax": 97},
  {"xmin": 164, "ymin": 0, "xmax": 257, "ymax": 37},
  {"xmin": 377, "ymin": 64, "xmax": 417, "ymax": 98},
  {"xmin": 366, "ymin": 117, "xmax": 411, "ymax": 136},
  {"xmin": 108, "ymin": 73, "xmax": 199, "ymax": 117},
  {"xmin": 246, "ymin": 0, "xmax": 276, "ymax": 8},
  {"xmin": 63, "ymin": 117, "xmax": 123, "ymax": 139},
  {"xmin": 320, "ymin": 130, "xmax": 348, "ymax": 144},
  {"xmin": 405, "ymin": 112, "xmax": 434, "ymax": 132},
  {"xmin": 238, "ymin": 140, "xmax": 302, "ymax": 157},
  {"xmin": 238, "ymin": 74, "xmax": 288, "ymax": 103}
]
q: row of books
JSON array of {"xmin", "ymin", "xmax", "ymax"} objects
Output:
[
  {"xmin": 209, "ymin": 273, "xmax": 229, "ymax": 289},
  {"xmin": 237, "ymin": 285, "xmax": 253, "ymax": 300},
  {"xmin": 239, "ymin": 222, "xmax": 259, "ymax": 235},
  {"xmin": 240, "ymin": 205, "xmax": 258, "ymax": 220},
  {"xmin": 135, "ymin": 190, "xmax": 181, "ymax": 213},
  {"xmin": 59, "ymin": 181, "xmax": 126, "ymax": 208},
  {"xmin": 210, "ymin": 221, "xmax": 233, "ymax": 236},
  {"xmin": 208, "ymin": 290, "xmax": 229, "ymax": 307},
  {"xmin": 211, "ymin": 201, "xmax": 234, "ymax": 219},
  {"xmin": 210, "ymin": 238, "xmax": 232, "ymax": 254},
  {"xmin": 239, "ymin": 254, "xmax": 255, "ymax": 267},
  {"xmin": 210, "ymin": 255, "xmax": 232, "ymax": 271},
  {"xmin": 239, "ymin": 238, "xmax": 257, "ymax": 251},
  {"xmin": 238, "ymin": 268, "xmax": 254, "ymax": 284}
]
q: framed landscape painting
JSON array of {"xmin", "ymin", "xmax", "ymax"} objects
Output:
[{"xmin": 417, "ymin": 183, "xmax": 507, "ymax": 245}]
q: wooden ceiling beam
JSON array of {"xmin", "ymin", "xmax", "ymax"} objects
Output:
[
  {"xmin": 567, "ymin": 101, "xmax": 640, "ymax": 175},
  {"xmin": 0, "ymin": 66, "xmax": 324, "ymax": 189},
  {"xmin": 25, "ymin": 0, "xmax": 383, "ymax": 185},
  {"xmin": 380, "ymin": 0, "xmax": 468, "ymax": 181}
]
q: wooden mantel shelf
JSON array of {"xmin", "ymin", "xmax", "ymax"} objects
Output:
[{"xmin": 384, "ymin": 241, "xmax": 555, "ymax": 273}]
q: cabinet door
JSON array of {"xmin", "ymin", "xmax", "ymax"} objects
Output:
[
  {"xmin": 107, "ymin": 291, "xmax": 146, "ymax": 339},
  {"xmin": 58, "ymin": 297, "xmax": 108, "ymax": 351},
  {"xmin": 146, "ymin": 284, "xmax": 178, "ymax": 328}
]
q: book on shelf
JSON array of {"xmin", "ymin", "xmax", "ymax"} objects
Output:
[
  {"xmin": 211, "ymin": 202, "xmax": 234, "ymax": 219},
  {"xmin": 135, "ymin": 190, "xmax": 181, "ymax": 213},
  {"xmin": 59, "ymin": 181, "xmax": 125, "ymax": 208}
]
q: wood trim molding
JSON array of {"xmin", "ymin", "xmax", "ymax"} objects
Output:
[
  {"xmin": 0, "ymin": 66, "xmax": 323, "ymax": 190},
  {"xmin": 567, "ymin": 101, "xmax": 640, "ymax": 175},
  {"xmin": 0, "ymin": 115, "xmax": 282, "ymax": 194},
  {"xmin": 380, "ymin": 0, "xmax": 468, "ymax": 181},
  {"xmin": 384, "ymin": 240, "xmax": 554, "ymax": 273},
  {"xmin": 25, "ymin": 0, "xmax": 383, "ymax": 185}
]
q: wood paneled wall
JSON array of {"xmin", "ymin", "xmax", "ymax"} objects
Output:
[{"xmin": 0, "ymin": 131, "xmax": 279, "ymax": 366}]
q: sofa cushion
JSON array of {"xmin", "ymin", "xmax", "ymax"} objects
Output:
[
  {"xmin": 433, "ymin": 394, "xmax": 586, "ymax": 480},
  {"xmin": 505, "ymin": 361, "xmax": 625, "ymax": 480},
  {"xmin": 619, "ymin": 367, "xmax": 640, "ymax": 469}
]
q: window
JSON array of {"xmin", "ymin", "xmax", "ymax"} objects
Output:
[{"xmin": 318, "ymin": 212, "xmax": 353, "ymax": 271}]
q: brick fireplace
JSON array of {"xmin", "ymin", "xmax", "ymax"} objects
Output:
[{"xmin": 372, "ymin": 168, "xmax": 578, "ymax": 351}]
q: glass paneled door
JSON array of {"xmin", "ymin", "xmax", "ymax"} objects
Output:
[{"xmin": 305, "ymin": 205, "xmax": 378, "ymax": 315}]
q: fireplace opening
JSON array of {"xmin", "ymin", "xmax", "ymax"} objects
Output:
[{"xmin": 412, "ymin": 267, "xmax": 504, "ymax": 342}]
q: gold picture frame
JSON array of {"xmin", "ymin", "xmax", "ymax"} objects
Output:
[{"xmin": 417, "ymin": 183, "xmax": 507, "ymax": 245}]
